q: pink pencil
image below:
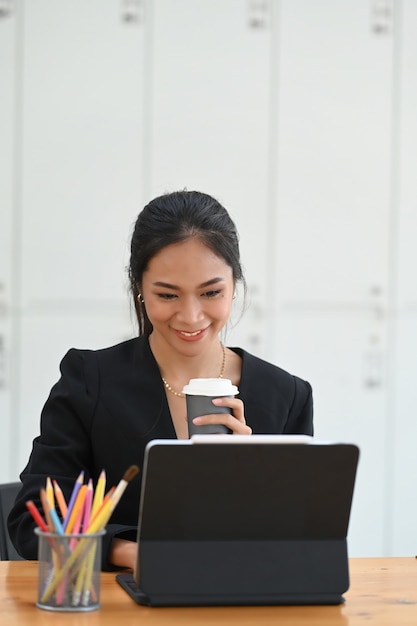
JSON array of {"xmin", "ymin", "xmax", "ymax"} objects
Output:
[{"xmin": 82, "ymin": 479, "xmax": 93, "ymax": 532}]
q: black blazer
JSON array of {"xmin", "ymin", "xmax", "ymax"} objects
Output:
[{"xmin": 8, "ymin": 336, "xmax": 313, "ymax": 569}]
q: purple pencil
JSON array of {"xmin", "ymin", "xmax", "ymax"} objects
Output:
[{"xmin": 63, "ymin": 471, "xmax": 84, "ymax": 531}]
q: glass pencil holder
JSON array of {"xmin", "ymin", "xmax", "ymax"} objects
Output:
[{"xmin": 35, "ymin": 528, "xmax": 105, "ymax": 612}]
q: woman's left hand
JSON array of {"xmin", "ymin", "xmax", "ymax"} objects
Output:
[
  {"xmin": 109, "ymin": 538, "xmax": 138, "ymax": 570},
  {"xmin": 192, "ymin": 397, "xmax": 252, "ymax": 435}
]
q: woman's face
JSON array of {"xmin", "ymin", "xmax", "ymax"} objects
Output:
[{"xmin": 141, "ymin": 238, "xmax": 234, "ymax": 355}]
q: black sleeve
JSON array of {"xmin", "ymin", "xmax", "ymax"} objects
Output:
[
  {"xmin": 7, "ymin": 349, "xmax": 138, "ymax": 571},
  {"xmin": 283, "ymin": 377, "xmax": 314, "ymax": 436},
  {"xmin": 237, "ymin": 349, "xmax": 314, "ymax": 436}
]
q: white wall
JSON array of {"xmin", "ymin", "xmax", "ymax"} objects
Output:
[{"xmin": 1, "ymin": 0, "xmax": 416, "ymax": 558}]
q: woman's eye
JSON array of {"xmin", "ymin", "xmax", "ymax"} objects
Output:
[
  {"xmin": 203, "ymin": 290, "xmax": 222, "ymax": 299},
  {"xmin": 157, "ymin": 293, "xmax": 177, "ymax": 300}
]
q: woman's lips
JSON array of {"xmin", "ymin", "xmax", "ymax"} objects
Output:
[{"xmin": 174, "ymin": 328, "xmax": 208, "ymax": 342}]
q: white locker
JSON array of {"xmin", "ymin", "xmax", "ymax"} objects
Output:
[
  {"xmin": 0, "ymin": 6, "xmax": 17, "ymax": 481},
  {"xmin": 19, "ymin": 0, "xmax": 147, "ymax": 304},
  {"xmin": 272, "ymin": 0, "xmax": 393, "ymax": 555},
  {"xmin": 390, "ymin": 0, "xmax": 417, "ymax": 556},
  {"xmin": 147, "ymin": 0, "xmax": 273, "ymax": 359}
]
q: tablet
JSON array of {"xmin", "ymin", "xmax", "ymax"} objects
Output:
[{"xmin": 117, "ymin": 436, "xmax": 359, "ymax": 606}]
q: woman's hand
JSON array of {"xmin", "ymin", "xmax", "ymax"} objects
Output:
[
  {"xmin": 109, "ymin": 538, "xmax": 138, "ymax": 570},
  {"xmin": 192, "ymin": 397, "xmax": 252, "ymax": 435}
]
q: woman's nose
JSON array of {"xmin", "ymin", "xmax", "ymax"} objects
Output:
[{"xmin": 176, "ymin": 297, "xmax": 204, "ymax": 324}]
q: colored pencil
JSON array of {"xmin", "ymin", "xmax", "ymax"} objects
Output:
[
  {"xmin": 91, "ymin": 469, "xmax": 106, "ymax": 518},
  {"xmin": 53, "ymin": 479, "xmax": 68, "ymax": 519},
  {"xmin": 87, "ymin": 486, "xmax": 114, "ymax": 529},
  {"xmin": 86, "ymin": 466, "xmax": 139, "ymax": 533},
  {"xmin": 40, "ymin": 488, "xmax": 65, "ymax": 535},
  {"xmin": 63, "ymin": 471, "xmax": 84, "ymax": 531},
  {"xmin": 65, "ymin": 484, "xmax": 87, "ymax": 534},
  {"xmin": 40, "ymin": 488, "xmax": 55, "ymax": 533},
  {"xmin": 82, "ymin": 479, "xmax": 93, "ymax": 532},
  {"xmin": 26, "ymin": 500, "xmax": 49, "ymax": 533},
  {"xmin": 45, "ymin": 476, "xmax": 55, "ymax": 510}
]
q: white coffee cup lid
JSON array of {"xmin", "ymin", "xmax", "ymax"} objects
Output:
[{"xmin": 182, "ymin": 378, "xmax": 238, "ymax": 396}]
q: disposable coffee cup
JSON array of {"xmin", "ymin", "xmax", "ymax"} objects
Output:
[{"xmin": 182, "ymin": 378, "xmax": 239, "ymax": 437}]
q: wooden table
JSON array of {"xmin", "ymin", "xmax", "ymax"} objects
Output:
[{"xmin": 0, "ymin": 558, "xmax": 416, "ymax": 625}]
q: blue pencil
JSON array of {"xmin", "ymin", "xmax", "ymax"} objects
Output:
[{"xmin": 49, "ymin": 506, "xmax": 65, "ymax": 535}]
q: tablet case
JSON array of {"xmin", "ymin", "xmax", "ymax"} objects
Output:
[{"xmin": 116, "ymin": 436, "xmax": 359, "ymax": 606}]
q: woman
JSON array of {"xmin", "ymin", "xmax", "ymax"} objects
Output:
[{"xmin": 8, "ymin": 190, "xmax": 313, "ymax": 570}]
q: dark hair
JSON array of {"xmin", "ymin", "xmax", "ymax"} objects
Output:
[{"xmin": 129, "ymin": 190, "xmax": 245, "ymax": 335}]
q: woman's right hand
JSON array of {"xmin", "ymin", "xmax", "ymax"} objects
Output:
[{"xmin": 192, "ymin": 396, "xmax": 252, "ymax": 435}]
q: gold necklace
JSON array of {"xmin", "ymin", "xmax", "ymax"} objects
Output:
[{"xmin": 162, "ymin": 343, "xmax": 226, "ymax": 398}]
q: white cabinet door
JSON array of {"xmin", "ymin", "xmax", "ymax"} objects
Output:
[
  {"xmin": 148, "ymin": 0, "xmax": 273, "ymax": 358},
  {"xmin": 272, "ymin": 0, "xmax": 393, "ymax": 556},
  {"xmin": 0, "ymin": 6, "xmax": 17, "ymax": 481},
  {"xmin": 390, "ymin": 0, "xmax": 417, "ymax": 556},
  {"xmin": 273, "ymin": 0, "xmax": 392, "ymax": 306},
  {"xmin": 20, "ymin": 0, "xmax": 146, "ymax": 306}
]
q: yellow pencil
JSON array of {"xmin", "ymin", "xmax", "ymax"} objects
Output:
[
  {"xmin": 40, "ymin": 488, "xmax": 55, "ymax": 532},
  {"xmin": 45, "ymin": 476, "xmax": 55, "ymax": 510},
  {"xmin": 91, "ymin": 469, "xmax": 106, "ymax": 518},
  {"xmin": 88, "ymin": 486, "xmax": 114, "ymax": 528},
  {"xmin": 86, "ymin": 466, "xmax": 139, "ymax": 533}
]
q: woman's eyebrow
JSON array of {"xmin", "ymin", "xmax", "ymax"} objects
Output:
[
  {"xmin": 198, "ymin": 277, "xmax": 224, "ymax": 288},
  {"xmin": 152, "ymin": 277, "xmax": 225, "ymax": 290},
  {"xmin": 153, "ymin": 281, "xmax": 179, "ymax": 289}
]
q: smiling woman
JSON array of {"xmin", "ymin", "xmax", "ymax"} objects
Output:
[{"xmin": 7, "ymin": 190, "xmax": 313, "ymax": 573}]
